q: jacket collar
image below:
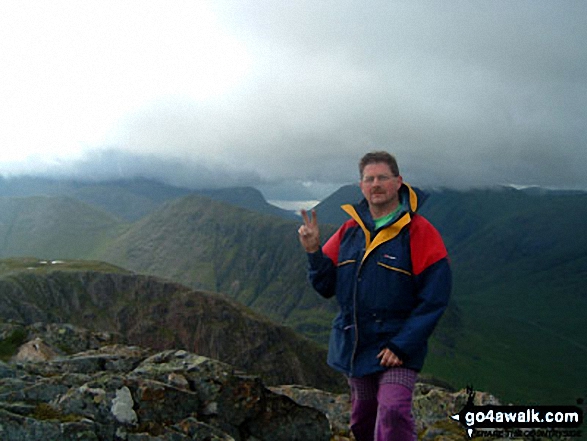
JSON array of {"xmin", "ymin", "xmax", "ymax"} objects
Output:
[
  {"xmin": 343, "ymin": 183, "xmax": 425, "ymax": 228},
  {"xmin": 340, "ymin": 183, "xmax": 427, "ymax": 263}
]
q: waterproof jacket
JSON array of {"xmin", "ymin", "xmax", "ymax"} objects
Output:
[{"xmin": 307, "ymin": 183, "xmax": 451, "ymax": 377}]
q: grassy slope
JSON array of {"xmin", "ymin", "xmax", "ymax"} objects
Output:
[
  {"xmin": 0, "ymin": 196, "xmax": 125, "ymax": 260},
  {"xmin": 0, "ymin": 257, "xmax": 129, "ymax": 275},
  {"xmin": 420, "ymin": 189, "xmax": 587, "ymax": 405}
]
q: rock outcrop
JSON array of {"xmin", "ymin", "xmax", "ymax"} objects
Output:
[
  {"xmin": 0, "ymin": 322, "xmax": 506, "ymax": 440},
  {"xmin": 270, "ymin": 383, "xmax": 501, "ymax": 440},
  {"xmin": 1, "ymin": 337, "xmax": 331, "ymax": 440}
]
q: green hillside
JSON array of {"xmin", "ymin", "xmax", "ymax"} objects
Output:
[
  {"xmin": 95, "ymin": 193, "xmax": 340, "ymax": 342},
  {"xmin": 433, "ymin": 191, "xmax": 587, "ymax": 405},
  {"xmin": 0, "ymin": 196, "xmax": 125, "ymax": 259},
  {"xmin": 0, "ymin": 257, "xmax": 128, "ymax": 275}
]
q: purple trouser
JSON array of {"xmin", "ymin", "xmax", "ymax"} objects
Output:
[{"xmin": 348, "ymin": 369, "xmax": 417, "ymax": 441}]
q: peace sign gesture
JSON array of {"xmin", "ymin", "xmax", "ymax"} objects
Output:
[{"xmin": 298, "ymin": 209, "xmax": 320, "ymax": 253}]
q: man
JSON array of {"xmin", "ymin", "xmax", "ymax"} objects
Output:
[{"xmin": 298, "ymin": 151, "xmax": 451, "ymax": 441}]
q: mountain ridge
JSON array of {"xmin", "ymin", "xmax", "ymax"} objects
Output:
[
  {"xmin": 94, "ymin": 193, "xmax": 341, "ymax": 338},
  {"xmin": 0, "ymin": 258, "xmax": 345, "ymax": 392},
  {"xmin": 0, "ymin": 176, "xmax": 297, "ymax": 221}
]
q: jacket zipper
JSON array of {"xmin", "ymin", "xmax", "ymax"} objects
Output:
[{"xmin": 349, "ymin": 250, "xmax": 365, "ymax": 376}]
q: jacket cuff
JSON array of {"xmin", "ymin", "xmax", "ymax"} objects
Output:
[
  {"xmin": 386, "ymin": 341, "xmax": 408, "ymax": 363},
  {"xmin": 306, "ymin": 247, "xmax": 324, "ymax": 267}
]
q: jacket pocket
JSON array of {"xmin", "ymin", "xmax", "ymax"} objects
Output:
[
  {"xmin": 327, "ymin": 315, "xmax": 355, "ymax": 372},
  {"xmin": 337, "ymin": 259, "xmax": 356, "ymax": 267},
  {"xmin": 377, "ymin": 261, "xmax": 412, "ymax": 276}
]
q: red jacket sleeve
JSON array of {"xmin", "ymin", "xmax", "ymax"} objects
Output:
[
  {"xmin": 409, "ymin": 214, "xmax": 448, "ymax": 276},
  {"xmin": 321, "ymin": 219, "xmax": 357, "ymax": 266}
]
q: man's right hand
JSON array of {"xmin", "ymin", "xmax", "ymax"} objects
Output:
[{"xmin": 298, "ymin": 209, "xmax": 320, "ymax": 253}]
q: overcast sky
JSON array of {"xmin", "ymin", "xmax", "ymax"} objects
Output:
[{"xmin": 1, "ymin": 0, "xmax": 586, "ymax": 200}]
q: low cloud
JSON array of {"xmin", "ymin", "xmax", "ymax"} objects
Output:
[{"xmin": 1, "ymin": 1, "xmax": 586, "ymax": 198}]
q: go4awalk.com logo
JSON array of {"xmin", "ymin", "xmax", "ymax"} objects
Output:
[{"xmin": 451, "ymin": 387, "xmax": 584, "ymax": 438}]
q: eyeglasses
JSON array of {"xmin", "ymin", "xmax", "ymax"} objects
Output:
[{"xmin": 361, "ymin": 174, "xmax": 396, "ymax": 184}]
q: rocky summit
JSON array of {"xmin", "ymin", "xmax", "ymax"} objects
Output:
[
  {"xmin": 0, "ymin": 322, "xmax": 502, "ymax": 440},
  {"xmin": 0, "ymin": 324, "xmax": 331, "ymax": 440}
]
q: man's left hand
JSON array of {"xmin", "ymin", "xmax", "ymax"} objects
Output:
[{"xmin": 377, "ymin": 348, "xmax": 403, "ymax": 367}]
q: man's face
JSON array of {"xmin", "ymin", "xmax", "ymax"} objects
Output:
[{"xmin": 359, "ymin": 162, "xmax": 403, "ymax": 212}]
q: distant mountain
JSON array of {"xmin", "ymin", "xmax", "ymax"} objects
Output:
[
  {"xmin": 0, "ymin": 176, "xmax": 297, "ymax": 221},
  {"xmin": 0, "ymin": 258, "xmax": 346, "ymax": 392},
  {"xmin": 311, "ymin": 184, "xmax": 362, "ymax": 226},
  {"xmin": 501, "ymin": 184, "xmax": 587, "ymax": 196},
  {"xmin": 0, "ymin": 176, "xmax": 192, "ymax": 221},
  {"xmin": 197, "ymin": 186, "xmax": 298, "ymax": 220},
  {"xmin": 0, "ymin": 196, "xmax": 123, "ymax": 259}
]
